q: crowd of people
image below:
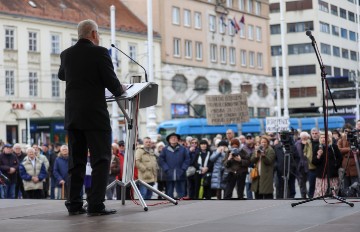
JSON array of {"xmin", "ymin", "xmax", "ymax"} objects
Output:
[{"xmin": 1, "ymin": 119, "xmax": 359, "ymax": 200}]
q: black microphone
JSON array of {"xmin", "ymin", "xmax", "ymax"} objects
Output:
[
  {"xmin": 111, "ymin": 44, "xmax": 148, "ymax": 82},
  {"xmin": 306, "ymin": 30, "xmax": 315, "ymax": 42}
]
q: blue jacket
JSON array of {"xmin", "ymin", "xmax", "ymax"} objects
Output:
[
  {"xmin": 159, "ymin": 145, "xmax": 190, "ymax": 181},
  {"xmin": 210, "ymin": 150, "xmax": 226, "ymax": 189},
  {"xmin": 53, "ymin": 156, "xmax": 68, "ymax": 186}
]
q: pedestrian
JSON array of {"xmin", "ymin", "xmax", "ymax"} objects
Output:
[{"xmin": 0, "ymin": 144, "xmax": 19, "ymax": 199}]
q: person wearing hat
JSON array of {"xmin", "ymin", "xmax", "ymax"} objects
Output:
[
  {"xmin": 0, "ymin": 144, "xmax": 19, "ymax": 199},
  {"xmin": 210, "ymin": 140, "xmax": 229, "ymax": 199},
  {"xmin": 159, "ymin": 133, "xmax": 190, "ymax": 199},
  {"xmin": 243, "ymin": 133, "xmax": 255, "ymax": 199}
]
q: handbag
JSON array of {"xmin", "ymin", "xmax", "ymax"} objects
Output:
[
  {"xmin": 202, "ymin": 173, "xmax": 212, "ymax": 187},
  {"xmin": 186, "ymin": 166, "xmax": 196, "ymax": 177},
  {"xmin": 250, "ymin": 166, "xmax": 259, "ymax": 179}
]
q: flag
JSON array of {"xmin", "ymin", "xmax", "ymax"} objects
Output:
[
  {"xmin": 108, "ymin": 47, "xmax": 119, "ymax": 67},
  {"xmin": 220, "ymin": 14, "xmax": 227, "ymax": 27},
  {"xmin": 239, "ymin": 15, "xmax": 245, "ymax": 31},
  {"xmin": 233, "ymin": 16, "xmax": 241, "ymax": 31},
  {"xmin": 230, "ymin": 19, "xmax": 238, "ymax": 34}
]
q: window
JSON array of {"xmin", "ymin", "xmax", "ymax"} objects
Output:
[
  {"xmin": 257, "ymin": 52, "xmax": 263, "ymax": 69},
  {"xmin": 194, "ymin": 12, "xmax": 202, "ymax": 29},
  {"xmin": 129, "ymin": 44, "xmax": 137, "ymax": 61},
  {"xmin": 173, "ymin": 38, "xmax": 181, "ymax": 57},
  {"xmin": 219, "ymin": 17, "xmax": 226, "ymax": 34},
  {"xmin": 51, "ymin": 34, "xmax": 60, "ymax": 54},
  {"xmin": 320, "ymin": 43, "xmax": 331, "ymax": 55},
  {"xmin": 288, "ymin": 43, "xmax": 313, "ymax": 55},
  {"xmin": 348, "ymin": 11, "xmax": 355, "ymax": 22},
  {"xmin": 257, "ymin": 84, "xmax": 268, "ymax": 98},
  {"xmin": 195, "ymin": 42, "xmax": 203, "ymax": 60},
  {"xmin": 319, "ymin": 22, "xmax": 330, "ymax": 33},
  {"xmin": 343, "ymin": 69, "xmax": 349, "ymax": 77},
  {"xmin": 341, "ymin": 28, "xmax": 348, "ymax": 39},
  {"xmin": 5, "ymin": 28, "xmax": 15, "ymax": 49},
  {"xmin": 210, "ymin": 44, "xmax": 217, "ymax": 62},
  {"xmin": 218, "ymin": 79, "xmax": 232, "ymax": 94},
  {"xmin": 247, "ymin": 0, "xmax": 253, "ymax": 13},
  {"xmin": 5, "ymin": 70, "xmax": 14, "ymax": 96},
  {"xmin": 333, "ymin": 46, "xmax": 340, "ymax": 57},
  {"xmin": 258, "ymin": 108, "xmax": 270, "ymax": 117},
  {"xmin": 349, "ymin": 31, "xmax": 356, "ymax": 41},
  {"xmin": 195, "ymin": 76, "xmax": 209, "ymax": 93},
  {"xmin": 255, "ymin": 1, "xmax": 261, "ymax": 15},
  {"xmin": 241, "ymin": 82, "xmax": 252, "ymax": 95},
  {"xmin": 342, "ymin": 48, "xmax": 349, "ymax": 59},
  {"xmin": 249, "ymin": 51, "xmax": 255, "ymax": 67},
  {"xmin": 287, "ymin": 21, "xmax": 314, "ymax": 33},
  {"xmin": 28, "ymin": 31, "xmax": 38, "ymax": 51},
  {"xmin": 172, "ymin": 74, "xmax": 187, "ymax": 92},
  {"xmin": 227, "ymin": 0, "xmax": 233, "ymax": 7},
  {"xmin": 270, "ymin": 24, "xmax": 281, "ymax": 34},
  {"xmin": 340, "ymin": 8, "xmax": 347, "ymax": 19},
  {"xmin": 248, "ymin": 107, "xmax": 255, "ymax": 117},
  {"xmin": 334, "ymin": 67, "xmax": 341, "ymax": 76},
  {"xmin": 239, "ymin": 0, "xmax": 245, "ymax": 11},
  {"xmin": 332, "ymin": 25, "xmax": 339, "ymax": 36},
  {"xmin": 172, "ymin": 7, "xmax": 180, "ymax": 25},
  {"xmin": 271, "ymin": 46, "xmax": 282, "ymax": 56},
  {"xmin": 270, "ymin": 3, "xmax": 280, "ymax": 13},
  {"xmin": 272, "ymin": 67, "xmax": 283, "ymax": 77},
  {"xmin": 248, "ymin": 25, "xmax": 254, "ymax": 40},
  {"xmin": 29, "ymin": 72, "xmax": 38, "ymax": 97},
  {"xmin": 318, "ymin": 0, "xmax": 329, "ymax": 13},
  {"xmin": 350, "ymin": 50, "xmax": 357, "ymax": 61},
  {"xmin": 239, "ymin": 25, "xmax": 246, "ymax": 38},
  {"xmin": 331, "ymin": 5, "xmax": 338, "ymax": 16},
  {"xmin": 220, "ymin": 46, "xmax": 227, "ymax": 64},
  {"xmin": 240, "ymin": 50, "xmax": 247, "ymax": 66},
  {"xmin": 51, "ymin": 73, "xmax": 60, "ymax": 97},
  {"xmin": 185, "ymin": 40, "xmax": 192, "ymax": 58},
  {"xmin": 209, "ymin": 15, "xmax": 216, "ymax": 32},
  {"xmin": 256, "ymin": 26, "xmax": 262, "ymax": 41},
  {"xmin": 290, "ymin": 87, "xmax": 317, "ymax": 98},
  {"xmin": 228, "ymin": 19, "xmax": 235, "ymax": 35},
  {"xmin": 289, "ymin": 65, "xmax": 316, "ymax": 75},
  {"xmin": 229, "ymin": 47, "xmax": 236, "ymax": 65},
  {"xmin": 184, "ymin": 9, "xmax": 191, "ymax": 27}
]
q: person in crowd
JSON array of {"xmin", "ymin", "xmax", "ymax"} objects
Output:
[
  {"xmin": 309, "ymin": 127, "xmax": 320, "ymax": 198},
  {"xmin": 295, "ymin": 132, "xmax": 312, "ymax": 198},
  {"xmin": 337, "ymin": 126, "xmax": 358, "ymax": 191},
  {"xmin": 135, "ymin": 137, "xmax": 158, "ymax": 200},
  {"xmin": 184, "ymin": 136, "xmax": 193, "ymax": 149},
  {"xmin": 53, "ymin": 145, "xmax": 69, "ymax": 199},
  {"xmin": 332, "ymin": 130, "xmax": 341, "ymax": 144},
  {"xmin": 312, "ymin": 131, "xmax": 342, "ymax": 197},
  {"xmin": 0, "ymin": 144, "xmax": 19, "ymax": 199},
  {"xmin": 13, "ymin": 143, "xmax": 27, "ymax": 199},
  {"xmin": 49, "ymin": 143, "xmax": 61, "ymax": 199},
  {"xmin": 223, "ymin": 138, "xmax": 250, "ymax": 199},
  {"xmin": 155, "ymin": 141, "xmax": 166, "ymax": 199},
  {"xmin": 31, "ymin": 143, "xmax": 49, "ymax": 198},
  {"xmin": 159, "ymin": 133, "xmax": 190, "ymax": 199},
  {"xmin": 187, "ymin": 138, "xmax": 199, "ymax": 199},
  {"xmin": 243, "ymin": 133, "xmax": 255, "ymax": 199},
  {"xmin": 239, "ymin": 135, "xmax": 246, "ymax": 147},
  {"xmin": 106, "ymin": 143, "xmax": 121, "ymax": 200},
  {"xmin": 192, "ymin": 140, "xmax": 213, "ymax": 199},
  {"xmin": 251, "ymin": 136, "xmax": 276, "ymax": 199},
  {"xmin": 210, "ymin": 140, "xmax": 228, "ymax": 199},
  {"xmin": 19, "ymin": 147, "xmax": 47, "ymax": 199},
  {"xmin": 41, "ymin": 143, "xmax": 53, "ymax": 199},
  {"xmin": 58, "ymin": 19, "xmax": 126, "ymax": 216},
  {"xmin": 225, "ymin": 129, "xmax": 235, "ymax": 144}
]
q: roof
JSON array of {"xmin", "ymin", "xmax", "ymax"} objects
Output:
[{"xmin": 0, "ymin": 0, "xmax": 151, "ymax": 35}]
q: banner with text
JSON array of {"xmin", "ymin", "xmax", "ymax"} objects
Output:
[
  {"xmin": 266, "ymin": 117, "xmax": 290, "ymax": 132},
  {"xmin": 205, "ymin": 93, "xmax": 249, "ymax": 125}
]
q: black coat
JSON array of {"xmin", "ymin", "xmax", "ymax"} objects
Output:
[
  {"xmin": 312, "ymin": 144, "xmax": 342, "ymax": 178},
  {"xmin": 58, "ymin": 39, "xmax": 123, "ymax": 130}
]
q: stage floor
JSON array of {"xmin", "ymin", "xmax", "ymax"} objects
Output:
[{"xmin": 0, "ymin": 198, "xmax": 359, "ymax": 232}]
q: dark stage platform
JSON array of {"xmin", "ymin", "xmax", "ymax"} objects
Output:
[{"xmin": 0, "ymin": 199, "xmax": 359, "ymax": 232}]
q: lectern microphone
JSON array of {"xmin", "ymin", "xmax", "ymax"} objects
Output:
[
  {"xmin": 305, "ymin": 30, "xmax": 315, "ymax": 42},
  {"xmin": 111, "ymin": 44, "xmax": 148, "ymax": 82}
]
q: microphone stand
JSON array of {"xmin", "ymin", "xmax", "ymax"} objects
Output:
[{"xmin": 291, "ymin": 32, "xmax": 354, "ymax": 207}]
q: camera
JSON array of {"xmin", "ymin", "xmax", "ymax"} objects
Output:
[
  {"xmin": 231, "ymin": 148, "xmax": 241, "ymax": 156},
  {"xmin": 346, "ymin": 129, "xmax": 359, "ymax": 147},
  {"xmin": 257, "ymin": 145, "xmax": 264, "ymax": 153},
  {"xmin": 280, "ymin": 130, "xmax": 294, "ymax": 153}
]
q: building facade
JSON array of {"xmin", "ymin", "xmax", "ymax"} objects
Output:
[{"xmin": 270, "ymin": 0, "xmax": 359, "ymax": 123}]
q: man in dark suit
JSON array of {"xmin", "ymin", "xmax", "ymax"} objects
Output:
[{"xmin": 58, "ymin": 19, "xmax": 125, "ymax": 216}]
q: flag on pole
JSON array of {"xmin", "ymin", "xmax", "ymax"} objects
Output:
[
  {"xmin": 233, "ymin": 16, "xmax": 241, "ymax": 32},
  {"xmin": 230, "ymin": 19, "xmax": 238, "ymax": 34},
  {"xmin": 220, "ymin": 14, "xmax": 227, "ymax": 27},
  {"xmin": 239, "ymin": 15, "xmax": 245, "ymax": 31}
]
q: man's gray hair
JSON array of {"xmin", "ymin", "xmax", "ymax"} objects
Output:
[{"xmin": 78, "ymin": 19, "xmax": 98, "ymax": 39}]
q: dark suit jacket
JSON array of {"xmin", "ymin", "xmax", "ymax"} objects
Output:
[{"xmin": 58, "ymin": 39, "xmax": 123, "ymax": 130}]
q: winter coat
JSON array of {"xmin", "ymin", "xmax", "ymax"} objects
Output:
[
  {"xmin": 53, "ymin": 156, "xmax": 68, "ymax": 186},
  {"xmin": 19, "ymin": 158, "xmax": 47, "ymax": 191},
  {"xmin": 109, "ymin": 155, "xmax": 120, "ymax": 176},
  {"xmin": 0, "ymin": 152, "xmax": 19, "ymax": 184},
  {"xmin": 159, "ymin": 144, "xmax": 190, "ymax": 181},
  {"xmin": 312, "ymin": 144, "xmax": 342, "ymax": 178},
  {"xmin": 295, "ymin": 140, "xmax": 311, "ymax": 173},
  {"xmin": 337, "ymin": 137, "xmax": 358, "ymax": 177},
  {"xmin": 135, "ymin": 146, "xmax": 158, "ymax": 183},
  {"xmin": 223, "ymin": 148, "xmax": 250, "ymax": 174},
  {"xmin": 250, "ymin": 146, "xmax": 276, "ymax": 194},
  {"xmin": 210, "ymin": 150, "xmax": 226, "ymax": 189}
]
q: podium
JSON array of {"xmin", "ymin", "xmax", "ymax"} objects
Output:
[{"xmin": 105, "ymin": 82, "xmax": 178, "ymax": 211}]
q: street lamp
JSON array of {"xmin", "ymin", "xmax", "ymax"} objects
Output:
[{"xmin": 24, "ymin": 102, "xmax": 32, "ymax": 145}]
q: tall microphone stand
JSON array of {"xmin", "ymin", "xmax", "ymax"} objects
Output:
[{"xmin": 291, "ymin": 31, "xmax": 354, "ymax": 207}]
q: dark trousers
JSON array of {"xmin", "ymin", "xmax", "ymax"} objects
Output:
[
  {"xmin": 66, "ymin": 130, "xmax": 111, "ymax": 212},
  {"xmin": 25, "ymin": 189, "xmax": 43, "ymax": 199},
  {"xmin": 224, "ymin": 172, "xmax": 246, "ymax": 199},
  {"xmin": 307, "ymin": 169, "xmax": 317, "ymax": 198},
  {"xmin": 276, "ymin": 171, "xmax": 296, "ymax": 199}
]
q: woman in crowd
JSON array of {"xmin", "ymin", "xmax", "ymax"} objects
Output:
[
  {"xmin": 251, "ymin": 136, "xmax": 276, "ymax": 199},
  {"xmin": 53, "ymin": 145, "xmax": 69, "ymax": 199},
  {"xmin": 19, "ymin": 147, "xmax": 47, "ymax": 199},
  {"xmin": 210, "ymin": 140, "xmax": 228, "ymax": 199},
  {"xmin": 193, "ymin": 140, "xmax": 213, "ymax": 199},
  {"xmin": 106, "ymin": 143, "xmax": 120, "ymax": 200},
  {"xmin": 312, "ymin": 131, "xmax": 342, "ymax": 197},
  {"xmin": 155, "ymin": 141, "xmax": 166, "ymax": 199},
  {"xmin": 187, "ymin": 138, "xmax": 199, "ymax": 199}
]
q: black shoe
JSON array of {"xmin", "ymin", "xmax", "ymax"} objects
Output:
[
  {"xmin": 87, "ymin": 208, "xmax": 117, "ymax": 217},
  {"xmin": 68, "ymin": 208, "xmax": 87, "ymax": 216}
]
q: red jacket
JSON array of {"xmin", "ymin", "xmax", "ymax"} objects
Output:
[{"xmin": 116, "ymin": 151, "xmax": 138, "ymax": 181}]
